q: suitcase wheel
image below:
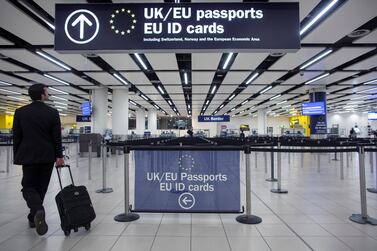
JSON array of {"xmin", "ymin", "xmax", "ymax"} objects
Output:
[
  {"xmin": 85, "ymin": 223, "xmax": 91, "ymax": 231},
  {"xmin": 64, "ymin": 230, "xmax": 70, "ymax": 236},
  {"xmin": 74, "ymin": 228, "xmax": 78, "ymax": 232}
]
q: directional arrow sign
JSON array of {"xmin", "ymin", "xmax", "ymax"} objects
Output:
[
  {"xmin": 71, "ymin": 14, "xmax": 93, "ymax": 39},
  {"xmin": 178, "ymin": 192, "xmax": 195, "ymax": 210},
  {"xmin": 182, "ymin": 197, "xmax": 192, "ymax": 205}
]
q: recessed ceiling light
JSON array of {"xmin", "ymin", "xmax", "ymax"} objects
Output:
[
  {"xmin": 269, "ymin": 52, "xmax": 286, "ymax": 57},
  {"xmin": 347, "ymin": 29, "xmax": 370, "ymax": 38}
]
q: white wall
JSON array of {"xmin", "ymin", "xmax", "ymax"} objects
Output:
[{"xmin": 327, "ymin": 112, "xmax": 376, "ymax": 137}]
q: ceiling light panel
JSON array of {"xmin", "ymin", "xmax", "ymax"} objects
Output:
[
  {"xmin": 155, "ymin": 72, "xmax": 181, "ymax": 85},
  {"xmin": 45, "ymin": 49, "xmax": 101, "ymax": 71},
  {"xmin": 282, "ymin": 71, "xmax": 325, "ymax": 85},
  {"xmin": 270, "ymin": 48, "xmax": 323, "ymax": 70},
  {"xmin": 122, "ymin": 72, "xmax": 150, "ymax": 85},
  {"xmin": 344, "ymin": 54, "xmax": 377, "ymax": 71},
  {"xmin": 0, "ymin": 73, "xmax": 30, "ymax": 86},
  {"xmin": 0, "ymin": 49, "xmax": 65, "ymax": 71},
  {"xmin": 0, "ymin": 60, "xmax": 28, "ymax": 72},
  {"xmin": 231, "ymin": 53, "xmax": 269, "ymax": 70},
  {"xmin": 145, "ymin": 53, "xmax": 178, "ymax": 70},
  {"xmin": 302, "ymin": 0, "xmax": 377, "ymax": 43},
  {"xmin": 49, "ymin": 73, "xmax": 95, "ymax": 86},
  {"xmin": 192, "ymin": 53, "xmax": 222, "ymax": 70},
  {"xmin": 0, "ymin": 1, "xmax": 53, "ymax": 44},
  {"xmin": 99, "ymin": 53, "xmax": 140, "ymax": 70},
  {"xmin": 191, "ymin": 72, "xmax": 215, "ymax": 85},
  {"xmin": 307, "ymin": 48, "xmax": 374, "ymax": 70},
  {"xmin": 85, "ymin": 72, "xmax": 125, "ymax": 86}
]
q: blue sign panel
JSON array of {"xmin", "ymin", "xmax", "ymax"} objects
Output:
[
  {"xmin": 198, "ymin": 115, "xmax": 230, "ymax": 122},
  {"xmin": 134, "ymin": 150, "xmax": 240, "ymax": 212},
  {"xmin": 302, "ymin": 102, "xmax": 326, "ymax": 116},
  {"xmin": 368, "ymin": 112, "xmax": 377, "ymax": 120},
  {"xmin": 76, "ymin": 115, "xmax": 91, "ymax": 122},
  {"xmin": 81, "ymin": 102, "xmax": 91, "ymax": 116}
]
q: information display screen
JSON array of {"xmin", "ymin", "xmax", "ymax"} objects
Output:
[
  {"xmin": 301, "ymin": 102, "xmax": 326, "ymax": 116},
  {"xmin": 76, "ymin": 115, "xmax": 91, "ymax": 122},
  {"xmin": 81, "ymin": 102, "xmax": 91, "ymax": 116},
  {"xmin": 368, "ymin": 112, "xmax": 377, "ymax": 120}
]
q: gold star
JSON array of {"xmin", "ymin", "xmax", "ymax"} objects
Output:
[
  {"xmin": 127, "ymin": 10, "xmax": 131, "ymax": 13},
  {"xmin": 127, "ymin": 30, "xmax": 131, "ymax": 33},
  {"xmin": 133, "ymin": 20, "xmax": 137, "ymax": 23},
  {"xmin": 111, "ymin": 14, "xmax": 115, "ymax": 18},
  {"xmin": 121, "ymin": 8, "xmax": 125, "ymax": 12},
  {"xmin": 111, "ymin": 26, "xmax": 115, "ymax": 29},
  {"xmin": 115, "ymin": 30, "xmax": 119, "ymax": 33},
  {"xmin": 110, "ymin": 20, "xmax": 113, "ymax": 24},
  {"xmin": 131, "ymin": 14, "xmax": 135, "ymax": 18},
  {"xmin": 116, "ymin": 10, "xmax": 119, "ymax": 14},
  {"xmin": 121, "ymin": 31, "xmax": 125, "ymax": 35},
  {"xmin": 131, "ymin": 26, "xmax": 135, "ymax": 29}
]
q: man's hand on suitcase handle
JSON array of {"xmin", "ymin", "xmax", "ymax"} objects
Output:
[{"xmin": 56, "ymin": 158, "xmax": 65, "ymax": 168}]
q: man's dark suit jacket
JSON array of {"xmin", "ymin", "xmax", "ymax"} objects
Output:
[{"xmin": 13, "ymin": 101, "xmax": 63, "ymax": 165}]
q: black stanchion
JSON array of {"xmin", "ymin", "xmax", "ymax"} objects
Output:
[
  {"xmin": 266, "ymin": 146, "xmax": 277, "ymax": 182},
  {"xmin": 115, "ymin": 147, "xmax": 140, "ymax": 222},
  {"xmin": 271, "ymin": 142, "xmax": 288, "ymax": 194},
  {"xmin": 96, "ymin": 144, "xmax": 113, "ymax": 193},
  {"xmin": 236, "ymin": 147, "xmax": 262, "ymax": 224},
  {"xmin": 367, "ymin": 151, "xmax": 377, "ymax": 193}
]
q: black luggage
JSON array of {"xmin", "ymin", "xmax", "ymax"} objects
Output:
[{"xmin": 55, "ymin": 164, "xmax": 96, "ymax": 236}]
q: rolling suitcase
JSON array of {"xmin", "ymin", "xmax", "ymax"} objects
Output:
[{"xmin": 55, "ymin": 164, "xmax": 96, "ymax": 236}]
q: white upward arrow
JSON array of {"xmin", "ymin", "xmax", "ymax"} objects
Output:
[{"xmin": 71, "ymin": 14, "xmax": 93, "ymax": 39}]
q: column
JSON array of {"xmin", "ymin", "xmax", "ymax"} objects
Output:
[
  {"xmin": 136, "ymin": 108, "xmax": 145, "ymax": 135},
  {"xmin": 92, "ymin": 87, "xmax": 108, "ymax": 134},
  {"xmin": 112, "ymin": 89, "xmax": 129, "ymax": 135},
  {"xmin": 309, "ymin": 87, "xmax": 327, "ymax": 139},
  {"xmin": 257, "ymin": 108, "xmax": 267, "ymax": 135},
  {"xmin": 148, "ymin": 109, "xmax": 157, "ymax": 135}
]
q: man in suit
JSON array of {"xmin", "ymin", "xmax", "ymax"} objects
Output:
[{"xmin": 13, "ymin": 83, "xmax": 64, "ymax": 235}]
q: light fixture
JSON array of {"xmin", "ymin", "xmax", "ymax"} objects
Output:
[
  {"xmin": 211, "ymin": 85, "xmax": 217, "ymax": 94},
  {"xmin": 5, "ymin": 111, "xmax": 14, "ymax": 115},
  {"xmin": 49, "ymin": 87, "xmax": 68, "ymax": 95},
  {"xmin": 219, "ymin": 104, "xmax": 224, "ymax": 109},
  {"xmin": 214, "ymin": 110, "xmax": 218, "ymax": 114},
  {"xmin": 300, "ymin": 0, "xmax": 339, "ymax": 36},
  {"xmin": 129, "ymin": 100, "xmax": 137, "ymax": 106},
  {"xmin": 241, "ymin": 100, "xmax": 248, "ymax": 105},
  {"xmin": 51, "ymin": 95, "xmax": 68, "ymax": 101},
  {"xmin": 134, "ymin": 53, "xmax": 148, "ymax": 70},
  {"xmin": 17, "ymin": 0, "xmax": 55, "ymax": 30},
  {"xmin": 270, "ymin": 94, "xmax": 281, "ymax": 101},
  {"xmin": 36, "ymin": 51, "xmax": 71, "ymax": 70},
  {"xmin": 277, "ymin": 100, "xmax": 287, "ymax": 105},
  {"xmin": 188, "ymin": 104, "xmax": 191, "ymax": 109},
  {"xmin": 0, "ymin": 88, "xmax": 21, "ymax": 95},
  {"xmin": 184, "ymin": 72, "xmax": 188, "ymax": 85},
  {"xmin": 364, "ymin": 79, "xmax": 377, "ymax": 85},
  {"xmin": 351, "ymin": 95, "xmax": 370, "ymax": 100},
  {"xmin": 250, "ymin": 106, "xmax": 255, "ymax": 109},
  {"xmin": 205, "ymin": 100, "xmax": 209, "ymax": 105},
  {"xmin": 44, "ymin": 74, "xmax": 70, "ymax": 86},
  {"xmin": 245, "ymin": 72, "xmax": 259, "ymax": 85},
  {"xmin": 305, "ymin": 73, "xmax": 330, "ymax": 85},
  {"xmin": 357, "ymin": 87, "xmax": 377, "ymax": 94},
  {"xmin": 0, "ymin": 80, "xmax": 12, "ymax": 86},
  {"xmin": 222, "ymin": 52, "xmax": 234, "ymax": 70},
  {"xmin": 168, "ymin": 100, "xmax": 172, "ymax": 105},
  {"xmin": 7, "ymin": 96, "xmax": 26, "ymax": 101},
  {"xmin": 230, "ymin": 108, "xmax": 235, "ymax": 112},
  {"xmin": 157, "ymin": 85, "xmax": 165, "ymax": 94},
  {"xmin": 140, "ymin": 94, "xmax": 148, "ymax": 100},
  {"xmin": 154, "ymin": 105, "xmax": 160, "ymax": 110},
  {"xmin": 228, "ymin": 94, "xmax": 235, "ymax": 100},
  {"xmin": 113, "ymin": 73, "xmax": 129, "ymax": 86},
  {"xmin": 260, "ymin": 86, "xmax": 272, "ymax": 94},
  {"xmin": 299, "ymin": 49, "xmax": 333, "ymax": 70},
  {"xmin": 55, "ymin": 105, "xmax": 67, "ymax": 109},
  {"xmin": 53, "ymin": 101, "xmax": 68, "ymax": 106}
]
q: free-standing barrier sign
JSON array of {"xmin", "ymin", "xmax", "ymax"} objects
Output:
[
  {"xmin": 134, "ymin": 150, "xmax": 240, "ymax": 212},
  {"xmin": 55, "ymin": 3, "xmax": 300, "ymax": 52},
  {"xmin": 198, "ymin": 115, "xmax": 230, "ymax": 122}
]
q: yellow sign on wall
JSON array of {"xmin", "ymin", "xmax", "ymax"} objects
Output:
[{"xmin": 289, "ymin": 115, "xmax": 310, "ymax": 136}]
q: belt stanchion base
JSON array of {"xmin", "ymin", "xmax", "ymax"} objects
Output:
[
  {"xmin": 266, "ymin": 147, "xmax": 278, "ymax": 182},
  {"xmin": 96, "ymin": 144, "xmax": 113, "ymax": 194},
  {"xmin": 271, "ymin": 142, "xmax": 288, "ymax": 194},
  {"xmin": 349, "ymin": 146, "xmax": 377, "ymax": 226},
  {"xmin": 236, "ymin": 147, "xmax": 262, "ymax": 225},
  {"xmin": 115, "ymin": 146, "xmax": 139, "ymax": 223}
]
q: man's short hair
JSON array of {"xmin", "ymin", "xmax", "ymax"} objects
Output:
[{"xmin": 28, "ymin": 83, "xmax": 47, "ymax": 101}]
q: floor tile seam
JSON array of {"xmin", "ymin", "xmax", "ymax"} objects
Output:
[
  {"xmin": 27, "ymin": 227, "xmax": 63, "ymax": 250},
  {"xmin": 250, "ymin": 190, "xmax": 315, "ymax": 251},
  {"xmin": 219, "ymin": 214, "xmax": 233, "ymax": 251},
  {"xmin": 252, "ymin": 221, "xmax": 273, "ymax": 251},
  {"xmin": 148, "ymin": 212, "xmax": 164, "ymax": 251},
  {"xmin": 108, "ymin": 220, "xmax": 132, "ymax": 251},
  {"xmin": 190, "ymin": 213, "xmax": 192, "ymax": 251}
]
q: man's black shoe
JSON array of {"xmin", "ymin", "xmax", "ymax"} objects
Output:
[
  {"xmin": 29, "ymin": 220, "xmax": 35, "ymax": 228},
  {"xmin": 34, "ymin": 210, "xmax": 48, "ymax": 235}
]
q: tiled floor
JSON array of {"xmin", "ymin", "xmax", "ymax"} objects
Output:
[{"xmin": 0, "ymin": 144, "xmax": 377, "ymax": 250}]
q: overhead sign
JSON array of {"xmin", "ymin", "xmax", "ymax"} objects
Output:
[
  {"xmin": 302, "ymin": 102, "xmax": 326, "ymax": 116},
  {"xmin": 55, "ymin": 3, "xmax": 300, "ymax": 52},
  {"xmin": 76, "ymin": 115, "xmax": 91, "ymax": 122},
  {"xmin": 134, "ymin": 151, "xmax": 240, "ymax": 212},
  {"xmin": 198, "ymin": 115, "xmax": 230, "ymax": 122},
  {"xmin": 368, "ymin": 112, "xmax": 377, "ymax": 120}
]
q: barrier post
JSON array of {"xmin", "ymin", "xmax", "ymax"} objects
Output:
[
  {"xmin": 236, "ymin": 147, "xmax": 262, "ymax": 224},
  {"xmin": 254, "ymin": 152, "xmax": 258, "ymax": 169},
  {"xmin": 340, "ymin": 148, "xmax": 344, "ymax": 180},
  {"xmin": 317, "ymin": 152, "xmax": 321, "ymax": 173},
  {"xmin": 96, "ymin": 144, "xmax": 113, "ymax": 193},
  {"xmin": 346, "ymin": 151, "xmax": 350, "ymax": 168},
  {"xmin": 333, "ymin": 147, "xmax": 339, "ymax": 161},
  {"xmin": 76, "ymin": 140, "xmax": 79, "ymax": 168},
  {"xmin": 88, "ymin": 140, "xmax": 92, "ymax": 180},
  {"xmin": 271, "ymin": 142, "xmax": 288, "ymax": 194},
  {"xmin": 6, "ymin": 146, "xmax": 11, "ymax": 173},
  {"xmin": 288, "ymin": 147, "xmax": 291, "ymax": 164},
  {"xmin": 301, "ymin": 147, "xmax": 304, "ymax": 168},
  {"xmin": 264, "ymin": 151, "xmax": 267, "ymax": 174},
  {"xmin": 115, "ymin": 147, "xmax": 119, "ymax": 169},
  {"xmin": 370, "ymin": 151, "xmax": 373, "ymax": 173},
  {"xmin": 266, "ymin": 146, "xmax": 277, "ymax": 182},
  {"xmin": 367, "ymin": 150, "xmax": 377, "ymax": 193},
  {"xmin": 114, "ymin": 146, "xmax": 140, "ymax": 222},
  {"xmin": 349, "ymin": 146, "xmax": 377, "ymax": 225}
]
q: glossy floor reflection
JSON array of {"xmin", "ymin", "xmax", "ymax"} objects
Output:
[{"xmin": 0, "ymin": 144, "xmax": 377, "ymax": 251}]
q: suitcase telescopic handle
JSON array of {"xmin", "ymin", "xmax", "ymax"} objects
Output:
[{"xmin": 56, "ymin": 164, "xmax": 75, "ymax": 190}]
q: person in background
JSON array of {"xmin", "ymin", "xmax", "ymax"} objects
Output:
[
  {"xmin": 349, "ymin": 127, "xmax": 357, "ymax": 138},
  {"xmin": 103, "ymin": 128, "xmax": 112, "ymax": 156},
  {"xmin": 239, "ymin": 130, "xmax": 245, "ymax": 139},
  {"xmin": 187, "ymin": 126, "xmax": 194, "ymax": 137},
  {"xmin": 13, "ymin": 83, "xmax": 64, "ymax": 236}
]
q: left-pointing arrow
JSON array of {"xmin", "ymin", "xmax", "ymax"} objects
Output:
[{"xmin": 71, "ymin": 14, "xmax": 93, "ymax": 39}]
